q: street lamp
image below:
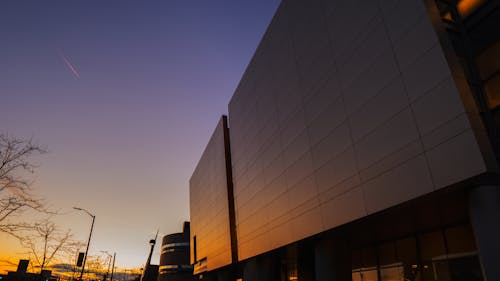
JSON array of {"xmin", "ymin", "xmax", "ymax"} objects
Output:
[
  {"xmin": 101, "ymin": 251, "xmax": 113, "ymax": 281},
  {"xmin": 110, "ymin": 252, "xmax": 116, "ymax": 281},
  {"xmin": 73, "ymin": 206, "xmax": 95, "ymax": 281}
]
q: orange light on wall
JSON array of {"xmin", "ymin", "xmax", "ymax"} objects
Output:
[
  {"xmin": 443, "ymin": 0, "xmax": 486, "ymax": 20},
  {"xmin": 457, "ymin": 0, "xmax": 486, "ymax": 17}
]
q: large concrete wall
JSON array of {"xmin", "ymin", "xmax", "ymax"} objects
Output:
[
  {"xmin": 190, "ymin": 118, "xmax": 232, "ymax": 270},
  {"xmin": 227, "ymin": 0, "xmax": 495, "ymax": 261}
]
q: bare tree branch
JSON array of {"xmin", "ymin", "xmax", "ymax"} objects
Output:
[
  {"xmin": 20, "ymin": 218, "xmax": 73, "ymax": 272},
  {"xmin": 0, "ymin": 134, "xmax": 47, "ymax": 237}
]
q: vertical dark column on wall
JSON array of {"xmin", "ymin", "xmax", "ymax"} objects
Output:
[
  {"xmin": 258, "ymin": 253, "xmax": 281, "ymax": 281},
  {"xmin": 315, "ymin": 237, "xmax": 351, "ymax": 281},
  {"xmin": 469, "ymin": 185, "xmax": 500, "ymax": 281},
  {"xmin": 298, "ymin": 241, "xmax": 316, "ymax": 281},
  {"xmin": 222, "ymin": 115, "xmax": 239, "ymax": 279},
  {"xmin": 243, "ymin": 258, "xmax": 258, "ymax": 281}
]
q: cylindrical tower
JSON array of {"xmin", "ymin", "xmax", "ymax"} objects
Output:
[{"xmin": 158, "ymin": 222, "xmax": 194, "ymax": 281}]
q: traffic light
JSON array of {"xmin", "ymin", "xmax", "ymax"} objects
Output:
[{"xmin": 77, "ymin": 252, "xmax": 85, "ymax": 267}]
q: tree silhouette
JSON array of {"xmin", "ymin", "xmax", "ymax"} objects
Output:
[
  {"xmin": 63, "ymin": 240, "xmax": 87, "ymax": 279},
  {"xmin": 21, "ymin": 218, "xmax": 72, "ymax": 272},
  {"xmin": 0, "ymin": 134, "xmax": 46, "ymax": 238}
]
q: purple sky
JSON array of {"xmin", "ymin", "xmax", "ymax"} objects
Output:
[{"xmin": 0, "ymin": 0, "xmax": 280, "ymax": 269}]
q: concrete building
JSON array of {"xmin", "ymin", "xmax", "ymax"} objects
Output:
[
  {"xmin": 158, "ymin": 222, "xmax": 194, "ymax": 281},
  {"xmin": 190, "ymin": 0, "xmax": 500, "ymax": 280}
]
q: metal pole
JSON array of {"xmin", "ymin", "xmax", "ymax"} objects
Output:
[
  {"xmin": 74, "ymin": 207, "xmax": 95, "ymax": 281},
  {"xmin": 105, "ymin": 254, "xmax": 112, "ymax": 281},
  {"xmin": 110, "ymin": 253, "xmax": 116, "ymax": 281}
]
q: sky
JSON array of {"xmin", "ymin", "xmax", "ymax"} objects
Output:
[{"xmin": 0, "ymin": 0, "xmax": 280, "ymax": 271}]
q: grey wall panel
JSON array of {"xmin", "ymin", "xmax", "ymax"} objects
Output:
[
  {"xmin": 349, "ymin": 77, "xmax": 408, "ymax": 142},
  {"xmin": 401, "ymin": 44, "xmax": 451, "ymax": 102},
  {"xmin": 381, "ymin": 0, "xmax": 428, "ymax": 43},
  {"xmin": 189, "ymin": 118, "xmax": 232, "ymax": 270},
  {"xmin": 412, "ymin": 77, "xmax": 468, "ymax": 135},
  {"xmin": 361, "ymin": 155, "xmax": 434, "ymax": 214},
  {"xmin": 426, "ymin": 130, "xmax": 487, "ymax": 188},
  {"xmin": 220, "ymin": 0, "xmax": 493, "ymax": 262},
  {"xmin": 354, "ymin": 108, "xmax": 420, "ymax": 170}
]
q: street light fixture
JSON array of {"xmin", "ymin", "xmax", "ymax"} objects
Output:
[
  {"xmin": 73, "ymin": 206, "xmax": 95, "ymax": 281},
  {"xmin": 110, "ymin": 252, "xmax": 116, "ymax": 281},
  {"xmin": 101, "ymin": 251, "xmax": 113, "ymax": 281}
]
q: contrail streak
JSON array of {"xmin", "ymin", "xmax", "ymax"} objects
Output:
[{"xmin": 59, "ymin": 51, "xmax": 80, "ymax": 79}]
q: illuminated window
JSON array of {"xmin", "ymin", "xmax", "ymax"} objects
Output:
[
  {"xmin": 352, "ymin": 248, "xmax": 378, "ymax": 281},
  {"xmin": 476, "ymin": 40, "xmax": 500, "ymax": 110},
  {"xmin": 162, "ymin": 242, "xmax": 189, "ymax": 249},
  {"xmin": 161, "ymin": 248, "xmax": 176, "ymax": 254}
]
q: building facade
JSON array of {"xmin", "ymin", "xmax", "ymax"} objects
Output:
[
  {"xmin": 190, "ymin": 0, "xmax": 500, "ymax": 280},
  {"xmin": 159, "ymin": 222, "xmax": 195, "ymax": 281}
]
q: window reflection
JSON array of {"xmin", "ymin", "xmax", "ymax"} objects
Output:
[
  {"xmin": 286, "ymin": 246, "xmax": 298, "ymax": 281},
  {"xmin": 380, "ymin": 263, "xmax": 404, "ymax": 281},
  {"xmin": 476, "ymin": 40, "xmax": 500, "ymax": 114},
  {"xmin": 396, "ymin": 237, "xmax": 420, "ymax": 281},
  {"xmin": 379, "ymin": 242, "xmax": 404, "ymax": 281},
  {"xmin": 419, "ymin": 231, "xmax": 447, "ymax": 280},
  {"xmin": 352, "ymin": 249, "xmax": 378, "ymax": 281},
  {"xmin": 352, "ymin": 267, "xmax": 378, "ymax": 281},
  {"xmin": 350, "ymin": 224, "xmax": 484, "ymax": 281}
]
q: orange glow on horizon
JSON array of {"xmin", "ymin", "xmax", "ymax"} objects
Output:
[
  {"xmin": 0, "ymin": 255, "xmax": 143, "ymax": 279},
  {"xmin": 0, "ymin": 258, "xmax": 19, "ymax": 275}
]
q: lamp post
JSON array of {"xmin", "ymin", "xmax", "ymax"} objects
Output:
[
  {"xmin": 101, "ymin": 251, "xmax": 113, "ymax": 281},
  {"xmin": 73, "ymin": 207, "xmax": 95, "ymax": 281},
  {"xmin": 110, "ymin": 252, "xmax": 116, "ymax": 281}
]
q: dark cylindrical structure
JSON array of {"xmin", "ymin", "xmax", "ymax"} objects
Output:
[{"xmin": 158, "ymin": 222, "xmax": 194, "ymax": 281}]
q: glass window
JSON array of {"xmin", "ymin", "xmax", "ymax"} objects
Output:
[
  {"xmin": 352, "ymin": 248, "xmax": 378, "ymax": 281},
  {"xmin": 379, "ymin": 242, "xmax": 403, "ymax": 281},
  {"xmin": 477, "ymin": 40, "xmax": 500, "ymax": 110},
  {"xmin": 419, "ymin": 231, "xmax": 449, "ymax": 281},
  {"xmin": 379, "ymin": 264, "xmax": 403, "ymax": 281},
  {"xmin": 445, "ymin": 225, "xmax": 477, "ymax": 255},
  {"xmin": 396, "ymin": 237, "xmax": 420, "ymax": 281},
  {"xmin": 448, "ymin": 256, "xmax": 483, "ymax": 281},
  {"xmin": 286, "ymin": 246, "xmax": 298, "ymax": 281},
  {"xmin": 485, "ymin": 76, "xmax": 500, "ymax": 109},
  {"xmin": 475, "ymin": 36, "xmax": 500, "ymax": 134},
  {"xmin": 349, "ymin": 220, "xmax": 483, "ymax": 281},
  {"xmin": 352, "ymin": 250, "xmax": 362, "ymax": 271},
  {"xmin": 445, "ymin": 225, "xmax": 483, "ymax": 281},
  {"xmin": 379, "ymin": 242, "xmax": 397, "ymax": 265},
  {"xmin": 476, "ymin": 40, "xmax": 500, "ymax": 80}
]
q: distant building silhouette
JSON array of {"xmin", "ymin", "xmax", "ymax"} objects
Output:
[
  {"xmin": 158, "ymin": 222, "xmax": 194, "ymax": 281},
  {"xmin": 1, "ymin": 260, "xmax": 55, "ymax": 281},
  {"xmin": 190, "ymin": 0, "xmax": 500, "ymax": 281},
  {"xmin": 16, "ymin": 260, "xmax": 29, "ymax": 273}
]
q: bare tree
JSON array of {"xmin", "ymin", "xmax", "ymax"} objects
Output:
[
  {"xmin": 30, "ymin": 239, "xmax": 87, "ymax": 280},
  {"xmin": 0, "ymin": 134, "xmax": 46, "ymax": 238},
  {"xmin": 85, "ymin": 254, "xmax": 108, "ymax": 280},
  {"xmin": 21, "ymin": 218, "xmax": 72, "ymax": 272},
  {"xmin": 62, "ymin": 240, "xmax": 87, "ymax": 280}
]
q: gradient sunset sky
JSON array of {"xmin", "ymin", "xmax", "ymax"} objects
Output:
[{"xmin": 0, "ymin": 0, "xmax": 280, "ymax": 270}]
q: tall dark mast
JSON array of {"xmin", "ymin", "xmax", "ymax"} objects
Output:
[{"xmin": 141, "ymin": 230, "xmax": 158, "ymax": 281}]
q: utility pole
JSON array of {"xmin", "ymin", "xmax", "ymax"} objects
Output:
[
  {"xmin": 110, "ymin": 253, "xmax": 116, "ymax": 281},
  {"xmin": 73, "ymin": 207, "xmax": 96, "ymax": 281}
]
